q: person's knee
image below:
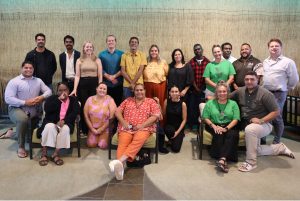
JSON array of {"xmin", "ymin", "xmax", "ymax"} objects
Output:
[
  {"xmin": 87, "ymin": 140, "xmax": 97, "ymax": 148},
  {"xmin": 61, "ymin": 125, "xmax": 70, "ymax": 134},
  {"xmin": 98, "ymin": 139, "xmax": 108, "ymax": 149},
  {"xmin": 45, "ymin": 123, "xmax": 56, "ymax": 130},
  {"xmin": 245, "ymin": 124, "xmax": 259, "ymax": 137}
]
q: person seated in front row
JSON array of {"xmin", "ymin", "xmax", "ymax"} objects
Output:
[
  {"xmin": 230, "ymin": 71, "xmax": 295, "ymax": 172},
  {"xmin": 4, "ymin": 61, "xmax": 52, "ymax": 158},
  {"xmin": 109, "ymin": 84, "xmax": 161, "ymax": 180},
  {"xmin": 202, "ymin": 81, "xmax": 240, "ymax": 173},
  {"xmin": 37, "ymin": 82, "xmax": 80, "ymax": 166},
  {"xmin": 84, "ymin": 82, "xmax": 117, "ymax": 149},
  {"xmin": 163, "ymin": 85, "xmax": 187, "ymax": 153}
]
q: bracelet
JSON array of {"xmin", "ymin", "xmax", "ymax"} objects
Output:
[
  {"xmin": 225, "ymin": 127, "xmax": 229, "ymax": 131},
  {"xmin": 209, "ymin": 123, "xmax": 213, "ymax": 127}
]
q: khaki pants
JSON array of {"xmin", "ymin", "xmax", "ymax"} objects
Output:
[{"xmin": 245, "ymin": 122, "xmax": 287, "ymax": 165}]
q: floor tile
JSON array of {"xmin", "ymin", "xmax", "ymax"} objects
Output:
[
  {"xmin": 143, "ymin": 174, "xmax": 174, "ymax": 200},
  {"xmin": 104, "ymin": 183, "xmax": 143, "ymax": 200},
  {"xmin": 73, "ymin": 183, "xmax": 108, "ymax": 200},
  {"xmin": 109, "ymin": 168, "xmax": 144, "ymax": 184}
]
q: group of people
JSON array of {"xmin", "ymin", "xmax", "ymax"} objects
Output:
[{"xmin": 3, "ymin": 33, "xmax": 299, "ymax": 180}]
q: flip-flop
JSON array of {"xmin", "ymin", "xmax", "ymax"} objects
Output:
[
  {"xmin": 0, "ymin": 128, "xmax": 13, "ymax": 139},
  {"xmin": 17, "ymin": 150, "xmax": 28, "ymax": 158}
]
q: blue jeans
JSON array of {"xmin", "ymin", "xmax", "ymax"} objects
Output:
[
  {"xmin": 123, "ymin": 87, "xmax": 133, "ymax": 99},
  {"xmin": 271, "ymin": 91, "xmax": 287, "ymax": 143},
  {"xmin": 186, "ymin": 91, "xmax": 205, "ymax": 129}
]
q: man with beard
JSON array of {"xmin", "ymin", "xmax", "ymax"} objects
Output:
[
  {"xmin": 59, "ymin": 35, "xmax": 81, "ymax": 92},
  {"xmin": 232, "ymin": 43, "xmax": 263, "ymax": 90},
  {"xmin": 187, "ymin": 44, "xmax": 210, "ymax": 130},
  {"xmin": 25, "ymin": 33, "xmax": 57, "ymax": 90}
]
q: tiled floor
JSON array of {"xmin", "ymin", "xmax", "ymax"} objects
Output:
[
  {"xmin": 72, "ymin": 168, "xmax": 173, "ymax": 200},
  {"xmin": 1, "ymin": 117, "xmax": 299, "ymax": 200}
]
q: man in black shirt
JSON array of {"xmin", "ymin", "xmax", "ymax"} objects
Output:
[{"xmin": 25, "ymin": 33, "xmax": 57, "ymax": 89}]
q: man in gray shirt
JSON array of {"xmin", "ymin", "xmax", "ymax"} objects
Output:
[
  {"xmin": 5, "ymin": 61, "xmax": 52, "ymax": 158},
  {"xmin": 231, "ymin": 71, "xmax": 295, "ymax": 172},
  {"xmin": 263, "ymin": 38, "xmax": 299, "ymax": 144}
]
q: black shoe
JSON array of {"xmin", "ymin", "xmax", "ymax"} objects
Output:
[
  {"xmin": 159, "ymin": 147, "xmax": 169, "ymax": 154},
  {"xmin": 260, "ymin": 138, "xmax": 266, "ymax": 145}
]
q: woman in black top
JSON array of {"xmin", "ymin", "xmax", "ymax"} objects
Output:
[
  {"xmin": 167, "ymin": 49, "xmax": 194, "ymax": 102},
  {"xmin": 163, "ymin": 85, "xmax": 187, "ymax": 152}
]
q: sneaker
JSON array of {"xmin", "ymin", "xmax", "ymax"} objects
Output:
[
  {"xmin": 279, "ymin": 143, "xmax": 295, "ymax": 159},
  {"xmin": 114, "ymin": 160, "xmax": 124, "ymax": 180}
]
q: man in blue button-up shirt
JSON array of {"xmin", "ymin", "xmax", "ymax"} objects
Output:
[{"xmin": 5, "ymin": 61, "xmax": 52, "ymax": 158}]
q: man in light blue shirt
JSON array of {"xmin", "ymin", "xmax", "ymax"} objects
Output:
[
  {"xmin": 5, "ymin": 61, "xmax": 52, "ymax": 158},
  {"xmin": 263, "ymin": 38, "xmax": 299, "ymax": 144},
  {"xmin": 99, "ymin": 34, "xmax": 124, "ymax": 106}
]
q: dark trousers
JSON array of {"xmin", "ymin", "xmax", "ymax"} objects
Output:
[
  {"xmin": 164, "ymin": 125, "xmax": 185, "ymax": 153},
  {"xmin": 107, "ymin": 85, "xmax": 123, "ymax": 107},
  {"xmin": 186, "ymin": 91, "xmax": 205, "ymax": 128},
  {"xmin": 205, "ymin": 125, "xmax": 239, "ymax": 162},
  {"xmin": 78, "ymin": 77, "xmax": 98, "ymax": 134}
]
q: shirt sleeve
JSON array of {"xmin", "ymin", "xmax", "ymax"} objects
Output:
[
  {"xmin": 203, "ymin": 63, "xmax": 211, "ymax": 78},
  {"xmin": 149, "ymin": 99, "xmax": 161, "ymax": 117},
  {"xmin": 202, "ymin": 101, "xmax": 211, "ymax": 119},
  {"xmin": 120, "ymin": 54, "xmax": 126, "ymax": 68},
  {"xmin": 4, "ymin": 79, "xmax": 26, "ymax": 107},
  {"xmin": 40, "ymin": 79, "xmax": 52, "ymax": 98},
  {"xmin": 231, "ymin": 101, "xmax": 240, "ymax": 120},
  {"xmin": 286, "ymin": 60, "xmax": 299, "ymax": 90},
  {"xmin": 140, "ymin": 52, "xmax": 147, "ymax": 66},
  {"xmin": 229, "ymin": 62, "xmax": 236, "ymax": 75}
]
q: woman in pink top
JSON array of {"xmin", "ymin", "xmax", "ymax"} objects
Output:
[
  {"xmin": 37, "ymin": 82, "xmax": 80, "ymax": 166},
  {"xmin": 84, "ymin": 82, "xmax": 117, "ymax": 149}
]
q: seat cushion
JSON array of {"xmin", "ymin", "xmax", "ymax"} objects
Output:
[
  {"xmin": 32, "ymin": 127, "xmax": 78, "ymax": 144},
  {"xmin": 111, "ymin": 133, "xmax": 156, "ymax": 148},
  {"xmin": 203, "ymin": 129, "xmax": 245, "ymax": 146}
]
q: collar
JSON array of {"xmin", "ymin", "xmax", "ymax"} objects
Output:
[
  {"xmin": 267, "ymin": 54, "xmax": 284, "ymax": 61},
  {"xmin": 65, "ymin": 50, "xmax": 75, "ymax": 55},
  {"xmin": 106, "ymin": 48, "xmax": 116, "ymax": 54},
  {"xmin": 20, "ymin": 74, "xmax": 34, "ymax": 80}
]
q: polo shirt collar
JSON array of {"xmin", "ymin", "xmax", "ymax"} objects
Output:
[{"xmin": 20, "ymin": 74, "xmax": 34, "ymax": 80}]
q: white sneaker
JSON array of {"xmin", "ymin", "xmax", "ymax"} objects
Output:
[
  {"xmin": 280, "ymin": 143, "xmax": 295, "ymax": 159},
  {"xmin": 114, "ymin": 160, "xmax": 124, "ymax": 180},
  {"xmin": 109, "ymin": 160, "xmax": 118, "ymax": 172}
]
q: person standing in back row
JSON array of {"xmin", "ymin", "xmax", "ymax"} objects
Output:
[
  {"xmin": 59, "ymin": 35, "xmax": 81, "ymax": 92},
  {"xmin": 262, "ymin": 38, "xmax": 299, "ymax": 144},
  {"xmin": 99, "ymin": 34, "xmax": 124, "ymax": 106},
  {"xmin": 120, "ymin": 37, "xmax": 147, "ymax": 99},
  {"xmin": 25, "ymin": 33, "xmax": 57, "ymax": 90}
]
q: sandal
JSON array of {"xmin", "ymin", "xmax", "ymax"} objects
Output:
[
  {"xmin": 17, "ymin": 148, "xmax": 28, "ymax": 158},
  {"xmin": 50, "ymin": 155, "xmax": 64, "ymax": 166},
  {"xmin": 216, "ymin": 158, "xmax": 229, "ymax": 173},
  {"xmin": 39, "ymin": 156, "xmax": 48, "ymax": 166},
  {"xmin": 238, "ymin": 162, "xmax": 257, "ymax": 172},
  {"xmin": 0, "ymin": 128, "xmax": 13, "ymax": 139},
  {"xmin": 280, "ymin": 143, "xmax": 295, "ymax": 159}
]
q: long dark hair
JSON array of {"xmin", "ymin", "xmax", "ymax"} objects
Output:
[{"xmin": 169, "ymin": 48, "xmax": 185, "ymax": 68}]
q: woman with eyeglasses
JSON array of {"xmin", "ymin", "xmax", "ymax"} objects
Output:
[{"xmin": 202, "ymin": 81, "xmax": 240, "ymax": 173}]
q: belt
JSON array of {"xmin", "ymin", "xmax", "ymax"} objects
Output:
[
  {"xmin": 66, "ymin": 78, "xmax": 74, "ymax": 82},
  {"xmin": 269, "ymin": 90, "xmax": 283, "ymax": 93}
]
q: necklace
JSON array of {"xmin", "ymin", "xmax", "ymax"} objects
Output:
[{"xmin": 216, "ymin": 100, "xmax": 228, "ymax": 118}]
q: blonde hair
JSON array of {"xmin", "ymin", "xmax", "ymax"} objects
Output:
[
  {"xmin": 215, "ymin": 80, "xmax": 230, "ymax": 100},
  {"xmin": 147, "ymin": 44, "xmax": 161, "ymax": 64},
  {"xmin": 80, "ymin": 41, "xmax": 97, "ymax": 61}
]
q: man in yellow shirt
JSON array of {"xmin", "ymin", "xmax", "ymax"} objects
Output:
[{"xmin": 120, "ymin": 37, "xmax": 147, "ymax": 98}]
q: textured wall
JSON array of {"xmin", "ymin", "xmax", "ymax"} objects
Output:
[{"xmin": 0, "ymin": 0, "xmax": 300, "ymax": 112}]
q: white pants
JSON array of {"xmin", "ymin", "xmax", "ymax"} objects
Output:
[
  {"xmin": 245, "ymin": 122, "xmax": 287, "ymax": 165},
  {"xmin": 41, "ymin": 123, "xmax": 70, "ymax": 149}
]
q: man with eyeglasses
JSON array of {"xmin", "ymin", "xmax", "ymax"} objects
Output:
[
  {"xmin": 187, "ymin": 44, "xmax": 210, "ymax": 130},
  {"xmin": 59, "ymin": 35, "xmax": 81, "ymax": 92}
]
